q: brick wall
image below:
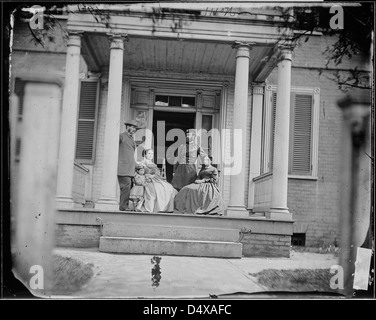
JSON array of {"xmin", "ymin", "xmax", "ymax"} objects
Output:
[
  {"xmin": 72, "ymin": 162, "xmax": 89, "ymax": 205},
  {"xmin": 265, "ymin": 34, "xmax": 370, "ymax": 247},
  {"xmin": 241, "ymin": 233, "xmax": 291, "ymax": 257},
  {"xmin": 55, "ymin": 225, "xmax": 102, "ymax": 248}
]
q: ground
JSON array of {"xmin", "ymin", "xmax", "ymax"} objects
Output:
[{"xmin": 44, "ymin": 247, "xmax": 340, "ymax": 299}]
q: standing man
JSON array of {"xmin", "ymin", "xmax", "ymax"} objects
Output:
[
  {"xmin": 171, "ymin": 129, "xmax": 207, "ymax": 191},
  {"xmin": 118, "ymin": 120, "xmax": 139, "ymax": 211}
]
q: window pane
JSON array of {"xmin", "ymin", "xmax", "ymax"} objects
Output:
[
  {"xmin": 169, "ymin": 96, "xmax": 182, "ymax": 106},
  {"xmin": 182, "ymin": 96, "xmax": 195, "ymax": 107},
  {"xmin": 202, "ymin": 114, "xmax": 213, "ymax": 131},
  {"xmin": 155, "ymin": 95, "xmax": 196, "ymax": 108},
  {"xmin": 155, "ymin": 95, "xmax": 168, "ymax": 106}
]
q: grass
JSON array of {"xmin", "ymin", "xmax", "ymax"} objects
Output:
[
  {"xmin": 249, "ymin": 268, "xmax": 341, "ymax": 294},
  {"xmin": 292, "ymin": 245, "xmax": 340, "ymax": 255},
  {"xmin": 50, "ymin": 254, "xmax": 94, "ymax": 295}
]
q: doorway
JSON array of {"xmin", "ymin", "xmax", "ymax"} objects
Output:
[{"xmin": 152, "ymin": 111, "xmax": 196, "ymax": 183}]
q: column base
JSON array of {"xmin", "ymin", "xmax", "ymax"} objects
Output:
[
  {"xmin": 56, "ymin": 196, "xmax": 75, "ymax": 209},
  {"xmin": 226, "ymin": 206, "xmax": 250, "ymax": 218},
  {"xmin": 96, "ymin": 198, "xmax": 119, "ymax": 211},
  {"xmin": 266, "ymin": 207, "xmax": 293, "ymax": 220}
]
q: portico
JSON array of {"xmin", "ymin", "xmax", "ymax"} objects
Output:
[{"xmin": 55, "ymin": 5, "xmax": 295, "ymax": 224}]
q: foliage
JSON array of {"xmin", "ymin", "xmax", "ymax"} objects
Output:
[
  {"xmin": 277, "ymin": 4, "xmax": 373, "ymax": 90},
  {"xmin": 50, "ymin": 254, "xmax": 94, "ymax": 295},
  {"xmin": 11, "ymin": 3, "xmax": 373, "ymax": 91},
  {"xmin": 12, "ymin": 4, "xmax": 69, "ymax": 48},
  {"xmin": 249, "ymin": 268, "xmax": 341, "ymax": 294}
]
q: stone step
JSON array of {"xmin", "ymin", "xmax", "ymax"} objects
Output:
[
  {"xmin": 99, "ymin": 236, "xmax": 243, "ymax": 258},
  {"xmin": 102, "ymin": 223, "xmax": 240, "ymax": 242}
]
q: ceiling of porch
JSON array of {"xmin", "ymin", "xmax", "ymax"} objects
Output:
[{"xmin": 81, "ymin": 33, "xmax": 276, "ymax": 81}]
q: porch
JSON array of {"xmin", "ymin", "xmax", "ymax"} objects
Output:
[
  {"xmin": 56, "ymin": 208, "xmax": 293, "ymax": 258},
  {"xmin": 54, "ymin": 4, "xmax": 295, "ymax": 258}
]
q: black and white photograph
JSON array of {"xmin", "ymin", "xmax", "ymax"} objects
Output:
[{"xmin": 2, "ymin": 0, "xmax": 374, "ymax": 303}]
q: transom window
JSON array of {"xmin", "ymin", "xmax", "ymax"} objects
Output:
[{"xmin": 155, "ymin": 95, "xmax": 196, "ymax": 108}]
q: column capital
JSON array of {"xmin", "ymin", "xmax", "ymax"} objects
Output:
[
  {"xmin": 232, "ymin": 41, "xmax": 255, "ymax": 59},
  {"xmin": 232, "ymin": 41, "xmax": 255, "ymax": 49},
  {"xmin": 277, "ymin": 45, "xmax": 293, "ymax": 62},
  {"xmin": 107, "ymin": 33, "xmax": 129, "ymax": 50},
  {"xmin": 252, "ymin": 86, "xmax": 264, "ymax": 95},
  {"xmin": 67, "ymin": 31, "xmax": 83, "ymax": 47}
]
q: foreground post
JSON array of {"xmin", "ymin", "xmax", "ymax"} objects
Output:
[
  {"xmin": 337, "ymin": 94, "xmax": 372, "ymax": 297},
  {"xmin": 12, "ymin": 82, "xmax": 62, "ymax": 296}
]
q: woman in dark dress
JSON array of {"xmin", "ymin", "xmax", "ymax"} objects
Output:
[
  {"xmin": 174, "ymin": 156, "xmax": 225, "ymax": 216},
  {"xmin": 171, "ymin": 129, "xmax": 207, "ymax": 191}
]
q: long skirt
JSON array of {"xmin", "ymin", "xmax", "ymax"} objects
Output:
[
  {"xmin": 141, "ymin": 177, "xmax": 177, "ymax": 213},
  {"xmin": 174, "ymin": 182, "xmax": 225, "ymax": 215},
  {"xmin": 171, "ymin": 164, "xmax": 197, "ymax": 191}
]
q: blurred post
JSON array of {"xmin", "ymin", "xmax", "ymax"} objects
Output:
[
  {"xmin": 12, "ymin": 81, "xmax": 62, "ymax": 296},
  {"xmin": 337, "ymin": 93, "xmax": 372, "ymax": 297}
]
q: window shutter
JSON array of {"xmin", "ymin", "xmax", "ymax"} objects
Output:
[
  {"xmin": 269, "ymin": 91, "xmax": 277, "ymax": 171},
  {"xmin": 14, "ymin": 78, "xmax": 25, "ymax": 117},
  {"xmin": 290, "ymin": 93, "xmax": 313, "ymax": 175},
  {"xmin": 75, "ymin": 81, "xmax": 99, "ymax": 164}
]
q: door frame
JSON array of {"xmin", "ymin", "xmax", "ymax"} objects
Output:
[{"xmin": 128, "ymin": 78, "xmax": 227, "ymax": 194}]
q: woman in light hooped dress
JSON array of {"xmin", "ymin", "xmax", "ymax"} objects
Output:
[
  {"xmin": 174, "ymin": 156, "xmax": 225, "ymax": 216},
  {"xmin": 138, "ymin": 149, "xmax": 178, "ymax": 213}
]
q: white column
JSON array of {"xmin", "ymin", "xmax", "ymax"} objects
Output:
[
  {"xmin": 56, "ymin": 32, "xmax": 82, "ymax": 209},
  {"xmin": 96, "ymin": 34, "xmax": 127, "ymax": 210},
  {"xmin": 247, "ymin": 85, "xmax": 264, "ymax": 209},
  {"xmin": 268, "ymin": 47, "xmax": 293, "ymax": 220},
  {"xmin": 227, "ymin": 42, "xmax": 252, "ymax": 218}
]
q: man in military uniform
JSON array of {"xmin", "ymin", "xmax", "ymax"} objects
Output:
[{"xmin": 171, "ymin": 129, "xmax": 207, "ymax": 191}]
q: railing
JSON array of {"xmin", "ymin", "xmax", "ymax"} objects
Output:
[
  {"xmin": 72, "ymin": 162, "xmax": 89, "ymax": 206},
  {"xmin": 253, "ymin": 172, "xmax": 273, "ymax": 212}
]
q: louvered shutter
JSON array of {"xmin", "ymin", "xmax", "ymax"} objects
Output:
[
  {"xmin": 75, "ymin": 81, "xmax": 99, "ymax": 164},
  {"xmin": 14, "ymin": 78, "xmax": 25, "ymax": 117},
  {"xmin": 289, "ymin": 93, "xmax": 313, "ymax": 175},
  {"xmin": 269, "ymin": 91, "xmax": 277, "ymax": 171},
  {"xmin": 268, "ymin": 90, "xmax": 313, "ymax": 175}
]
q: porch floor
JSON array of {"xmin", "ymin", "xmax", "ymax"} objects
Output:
[{"xmin": 55, "ymin": 208, "xmax": 294, "ymax": 258}]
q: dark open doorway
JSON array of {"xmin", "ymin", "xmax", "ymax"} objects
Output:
[{"xmin": 153, "ymin": 111, "xmax": 196, "ymax": 183}]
